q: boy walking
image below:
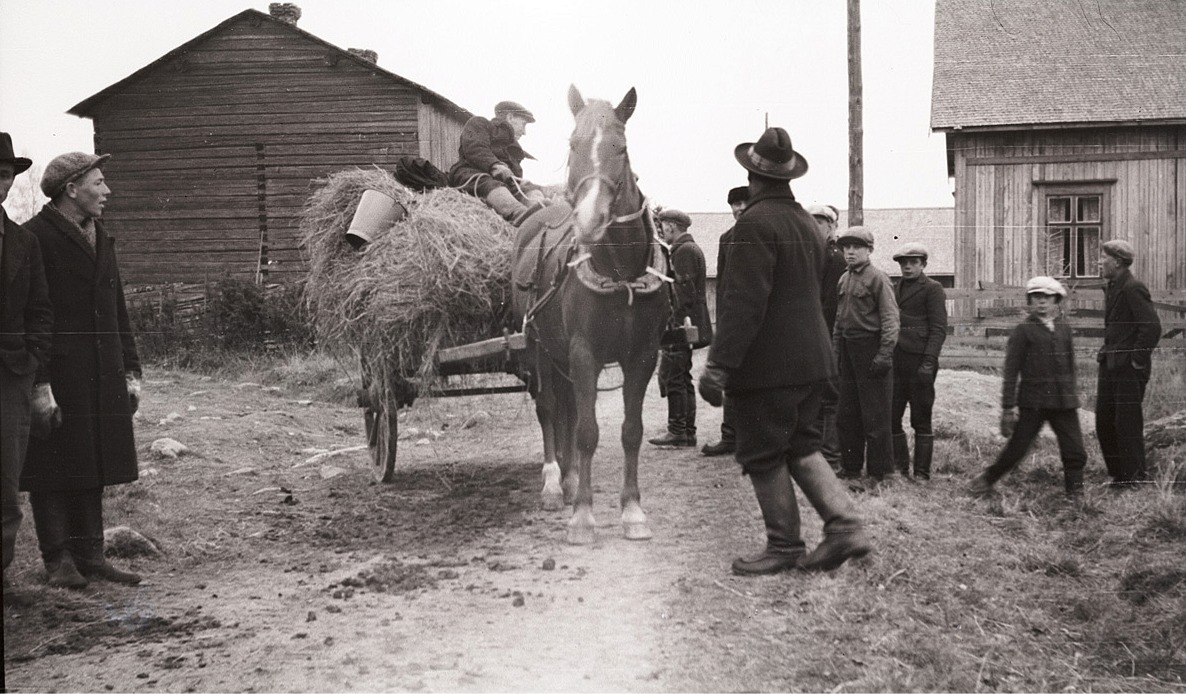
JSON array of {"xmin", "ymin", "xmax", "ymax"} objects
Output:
[
  {"xmin": 890, "ymin": 243, "xmax": 947, "ymax": 480},
  {"xmin": 833, "ymin": 227, "xmax": 899, "ymax": 488},
  {"xmin": 969, "ymin": 277, "xmax": 1087, "ymax": 499}
]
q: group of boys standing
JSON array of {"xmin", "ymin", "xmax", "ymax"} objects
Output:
[{"xmin": 654, "ymin": 125, "xmax": 1163, "ymax": 576}]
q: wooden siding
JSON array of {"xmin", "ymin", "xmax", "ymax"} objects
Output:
[
  {"xmin": 86, "ymin": 14, "xmax": 466, "ymax": 285},
  {"xmin": 418, "ymin": 101, "xmax": 463, "ymax": 171},
  {"xmin": 951, "ymin": 125, "xmax": 1186, "ymax": 291}
]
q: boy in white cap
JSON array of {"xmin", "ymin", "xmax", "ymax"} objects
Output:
[{"xmin": 969, "ymin": 277, "xmax": 1087, "ymax": 499}]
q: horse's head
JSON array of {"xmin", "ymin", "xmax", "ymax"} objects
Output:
[{"xmin": 566, "ymin": 85, "xmax": 639, "ymax": 243}]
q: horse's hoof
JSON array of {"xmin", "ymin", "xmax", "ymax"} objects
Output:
[
  {"xmin": 541, "ymin": 491, "xmax": 565, "ymax": 511},
  {"xmin": 541, "ymin": 462, "xmax": 563, "ymax": 510},
  {"xmin": 567, "ymin": 507, "xmax": 597, "ymax": 545},
  {"xmin": 622, "ymin": 522, "xmax": 653, "ymax": 541}
]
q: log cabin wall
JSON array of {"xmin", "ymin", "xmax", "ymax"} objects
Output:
[
  {"xmin": 79, "ymin": 11, "xmax": 468, "ymax": 285},
  {"xmin": 950, "ymin": 125, "xmax": 1186, "ymax": 292}
]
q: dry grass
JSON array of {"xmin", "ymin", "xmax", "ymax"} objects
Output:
[{"xmin": 299, "ymin": 168, "xmax": 516, "ymax": 386}]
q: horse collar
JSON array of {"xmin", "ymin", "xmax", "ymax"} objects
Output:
[{"xmin": 568, "ymin": 240, "xmax": 672, "ymax": 306}]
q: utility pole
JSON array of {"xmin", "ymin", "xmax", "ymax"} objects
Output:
[{"xmin": 848, "ymin": 0, "xmax": 864, "ymax": 227}]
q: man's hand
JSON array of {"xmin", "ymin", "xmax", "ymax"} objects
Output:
[
  {"xmin": 1000, "ymin": 408, "xmax": 1018, "ymax": 439},
  {"xmin": 868, "ymin": 353, "xmax": 893, "ymax": 379},
  {"xmin": 31, "ymin": 383, "xmax": 62, "ymax": 440},
  {"xmin": 490, "ymin": 163, "xmax": 514, "ymax": 183},
  {"xmin": 698, "ymin": 363, "xmax": 729, "ymax": 408},
  {"xmin": 917, "ymin": 356, "xmax": 937, "ymax": 383},
  {"xmin": 127, "ymin": 374, "xmax": 142, "ymax": 415}
]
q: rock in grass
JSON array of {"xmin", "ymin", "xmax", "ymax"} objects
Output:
[
  {"xmin": 104, "ymin": 526, "xmax": 162, "ymax": 558},
  {"xmin": 150, "ymin": 437, "xmax": 189, "ymax": 459}
]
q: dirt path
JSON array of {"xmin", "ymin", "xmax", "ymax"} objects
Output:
[{"xmin": 4, "ymin": 364, "xmax": 744, "ymax": 692}]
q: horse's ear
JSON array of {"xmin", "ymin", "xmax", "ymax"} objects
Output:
[
  {"xmin": 615, "ymin": 88, "xmax": 637, "ymax": 123},
  {"xmin": 568, "ymin": 85, "xmax": 585, "ymax": 117}
]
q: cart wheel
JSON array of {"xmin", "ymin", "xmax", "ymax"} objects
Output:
[{"xmin": 361, "ymin": 360, "xmax": 397, "ymax": 483}]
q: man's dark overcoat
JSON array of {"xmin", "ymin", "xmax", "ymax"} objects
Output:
[
  {"xmin": 1099, "ymin": 267, "xmax": 1161, "ymax": 373},
  {"xmin": 709, "ymin": 189, "xmax": 835, "ymax": 391},
  {"xmin": 670, "ymin": 231, "xmax": 712, "ymax": 348},
  {"xmin": 21, "ymin": 205, "xmax": 140, "ymax": 492},
  {"xmin": 448, "ymin": 116, "xmax": 532, "ymax": 188},
  {"xmin": 1, "ymin": 210, "xmax": 53, "ymax": 377}
]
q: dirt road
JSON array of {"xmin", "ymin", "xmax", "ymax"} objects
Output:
[{"xmin": 4, "ymin": 363, "xmax": 760, "ymax": 692}]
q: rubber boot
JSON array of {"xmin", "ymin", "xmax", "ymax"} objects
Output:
[
  {"xmin": 913, "ymin": 434, "xmax": 934, "ymax": 481},
  {"xmin": 483, "ymin": 186, "xmax": 529, "ymax": 224},
  {"xmin": 1064, "ymin": 468, "xmax": 1084, "ymax": 500},
  {"xmin": 789, "ymin": 453, "xmax": 872, "ymax": 572},
  {"xmin": 45, "ymin": 551, "xmax": 88, "ymax": 589},
  {"xmin": 892, "ymin": 433, "xmax": 911, "ymax": 477},
  {"xmin": 732, "ymin": 464, "xmax": 805, "ymax": 575}
]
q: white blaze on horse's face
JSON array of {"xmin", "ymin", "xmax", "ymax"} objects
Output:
[{"xmin": 566, "ymin": 85, "xmax": 638, "ymax": 244}]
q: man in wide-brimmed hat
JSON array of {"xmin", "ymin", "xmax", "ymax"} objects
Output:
[
  {"xmin": 21, "ymin": 151, "xmax": 143, "ymax": 589},
  {"xmin": 448, "ymin": 100, "xmax": 547, "ymax": 226},
  {"xmin": 1, "ymin": 133, "xmax": 53, "ymax": 599},
  {"xmin": 699, "ymin": 127, "xmax": 870, "ymax": 576},
  {"xmin": 1096, "ymin": 239, "xmax": 1161, "ymax": 490}
]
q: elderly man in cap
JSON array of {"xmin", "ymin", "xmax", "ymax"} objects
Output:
[
  {"xmin": 1096, "ymin": 239, "xmax": 1161, "ymax": 490},
  {"xmin": 448, "ymin": 100, "xmax": 546, "ymax": 226},
  {"xmin": 833, "ymin": 227, "xmax": 900, "ymax": 489},
  {"xmin": 21, "ymin": 151, "xmax": 142, "ymax": 588},
  {"xmin": 890, "ymin": 242, "xmax": 947, "ymax": 480},
  {"xmin": 1, "ymin": 133, "xmax": 53, "ymax": 597},
  {"xmin": 806, "ymin": 203, "xmax": 847, "ymax": 471},
  {"xmin": 699, "ymin": 127, "xmax": 870, "ymax": 575},
  {"xmin": 701, "ymin": 186, "xmax": 749, "ymax": 457},
  {"xmin": 650, "ymin": 208, "xmax": 711, "ymax": 448}
]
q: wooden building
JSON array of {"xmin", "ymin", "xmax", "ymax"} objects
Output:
[
  {"xmin": 931, "ymin": 0, "xmax": 1186, "ymax": 292},
  {"xmin": 67, "ymin": 3, "xmax": 473, "ymax": 285}
]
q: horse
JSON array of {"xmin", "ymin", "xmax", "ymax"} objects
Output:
[{"xmin": 511, "ymin": 85, "xmax": 671, "ymax": 545}]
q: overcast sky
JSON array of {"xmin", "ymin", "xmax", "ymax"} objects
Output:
[{"xmin": 1, "ymin": 0, "xmax": 952, "ymax": 213}]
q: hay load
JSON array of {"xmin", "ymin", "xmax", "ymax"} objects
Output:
[{"xmin": 300, "ymin": 167, "xmax": 517, "ymax": 385}]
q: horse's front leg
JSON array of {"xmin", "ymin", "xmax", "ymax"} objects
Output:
[
  {"xmin": 620, "ymin": 348, "xmax": 658, "ymax": 540},
  {"xmin": 533, "ymin": 357, "xmax": 564, "ymax": 511},
  {"xmin": 566, "ymin": 347, "xmax": 601, "ymax": 545}
]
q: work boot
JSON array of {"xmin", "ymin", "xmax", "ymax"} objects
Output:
[
  {"xmin": 512, "ymin": 201, "xmax": 545, "ymax": 227},
  {"xmin": 968, "ymin": 471, "xmax": 996, "ymax": 497},
  {"xmin": 484, "ymin": 187, "xmax": 530, "ymax": 224},
  {"xmin": 76, "ymin": 556, "xmax": 142, "ymax": 585},
  {"xmin": 1064, "ymin": 468, "xmax": 1085, "ymax": 500},
  {"xmin": 647, "ymin": 431, "xmax": 696, "ymax": 448},
  {"xmin": 892, "ymin": 433, "xmax": 911, "ymax": 477},
  {"xmin": 701, "ymin": 440, "xmax": 736, "ymax": 456},
  {"xmin": 913, "ymin": 434, "xmax": 934, "ymax": 481},
  {"xmin": 732, "ymin": 464, "xmax": 805, "ymax": 575},
  {"xmin": 45, "ymin": 552, "xmax": 88, "ymax": 589},
  {"xmin": 789, "ymin": 453, "xmax": 872, "ymax": 572}
]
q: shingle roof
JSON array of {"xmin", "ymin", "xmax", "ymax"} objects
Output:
[
  {"xmin": 68, "ymin": 9, "xmax": 473, "ymax": 121},
  {"xmin": 931, "ymin": 0, "xmax": 1186, "ymax": 131},
  {"xmin": 689, "ymin": 207, "xmax": 955, "ymax": 279}
]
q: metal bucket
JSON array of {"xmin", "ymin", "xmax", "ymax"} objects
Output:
[{"xmin": 345, "ymin": 189, "xmax": 407, "ymax": 249}]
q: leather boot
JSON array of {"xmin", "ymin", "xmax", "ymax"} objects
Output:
[
  {"xmin": 892, "ymin": 433, "xmax": 911, "ymax": 476},
  {"xmin": 45, "ymin": 551, "xmax": 88, "ymax": 589},
  {"xmin": 483, "ymin": 187, "xmax": 529, "ymax": 224},
  {"xmin": 732, "ymin": 464, "xmax": 805, "ymax": 575},
  {"xmin": 71, "ymin": 491, "xmax": 142, "ymax": 585},
  {"xmin": 913, "ymin": 434, "xmax": 934, "ymax": 481},
  {"xmin": 789, "ymin": 453, "xmax": 872, "ymax": 572},
  {"xmin": 73, "ymin": 539, "xmax": 142, "ymax": 585}
]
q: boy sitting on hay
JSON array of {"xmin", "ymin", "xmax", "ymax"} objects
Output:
[{"xmin": 447, "ymin": 100, "xmax": 552, "ymax": 227}]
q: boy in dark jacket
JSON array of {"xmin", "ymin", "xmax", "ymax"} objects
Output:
[{"xmin": 969, "ymin": 277, "xmax": 1086, "ymax": 499}]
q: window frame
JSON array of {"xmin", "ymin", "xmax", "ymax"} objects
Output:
[{"xmin": 1033, "ymin": 182, "xmax": 1112, "ymax": 283}]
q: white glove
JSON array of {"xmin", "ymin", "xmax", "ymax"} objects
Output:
[
  {"xmin": 31, "ymin": 383, "xmax": 62, "ymax": 439},
  {"xmin": 127, "ymin": 374, "xmax": 142, "ymax": 414}
]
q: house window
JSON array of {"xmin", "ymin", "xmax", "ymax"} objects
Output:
[{"xmin": 1045, "ymin": 194, "xmax": 1101, "ymax": 278}]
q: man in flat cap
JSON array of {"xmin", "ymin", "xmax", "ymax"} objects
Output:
[
  {"xmin": 448, "ymin": 100, "xmax": 547, "ymax": 226},
  {"xmin": 890, "ymin": 242, "xmax": 946, "ymax": 481},
  {"xmin": 21, "ymin": 151, "xmax": 143, "ymax": 588},
  {"xmin": 806, "ymin": 203, "xmax": 846, "ymax": 472},
  {"xmin": 1096, "ymin": 239, "xmax": 1161, "ymax": 490},
  {"xmin": 650, "ymin": 208, "xmax": 710, "ymax": 448},
  {"xmin": 833, "ymin": 227, "xmax": 899, "ymax": 490},
  {"xmin": 701, "ymin": 186, "xmax": 749, "ymax": 457},
  {"xmin": 1, "ymin": 133, "xmax": 53, "ymax": 598},
  {"xmin": 700, "ymin": 127, "xmax": 870, "ymax": 575}
]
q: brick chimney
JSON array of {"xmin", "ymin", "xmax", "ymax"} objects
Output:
[
  {"xmin": 348, "ymin": 48, "xmax": 378, "ymax": 64},
  {"xmin": 269, "ymin": 3, "xmax": 301, "ymax": 26}
]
